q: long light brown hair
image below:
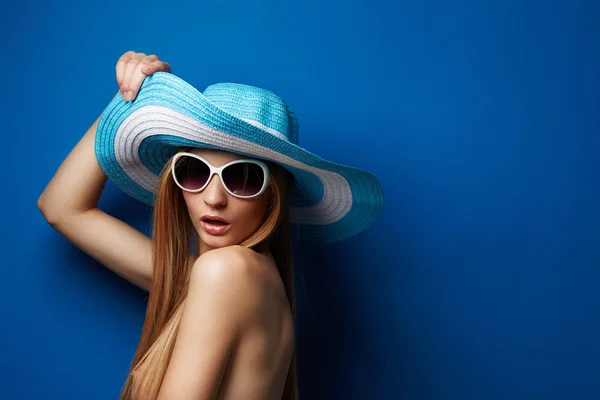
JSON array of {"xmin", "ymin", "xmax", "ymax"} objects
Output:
[{"xmin": 118, "ymin": 146, "xmax": 298, "ymax": 400}]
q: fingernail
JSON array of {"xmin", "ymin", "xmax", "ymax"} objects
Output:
[{"xmin": 125, "ymin": 91, "xmax": 132, "ymax": 101}]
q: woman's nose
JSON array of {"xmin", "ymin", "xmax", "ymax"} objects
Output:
[{"xmin": 202, "ymin": 173, "xmax": 228, "ymax": 208}]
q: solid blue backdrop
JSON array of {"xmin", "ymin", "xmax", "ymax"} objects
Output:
[{"xmin": 1, "ymin": 0, "xmax": 599, "ymax": 399}]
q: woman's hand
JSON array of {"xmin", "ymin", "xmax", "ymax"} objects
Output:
[{"xmin": 116, "ymin": 51, "xmax": 172, "ymax": 102}]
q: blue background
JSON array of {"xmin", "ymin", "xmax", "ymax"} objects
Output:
[{"xmin": 2, "ymin": 0, "xmax": 599, "ymax": 399}]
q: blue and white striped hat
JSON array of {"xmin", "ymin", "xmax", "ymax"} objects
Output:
[{"xmin": 94, "ymin": 72, "xmax": 384, "ymax": 242}]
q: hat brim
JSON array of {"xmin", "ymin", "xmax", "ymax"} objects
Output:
[{"xmin": 95, "ymin": 72, "xmax": 384, "ymax": 242}]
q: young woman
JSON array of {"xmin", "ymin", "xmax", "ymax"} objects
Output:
[{"xmin": 38, "ymin": 51, "xmax": 384, "ymax": 400}]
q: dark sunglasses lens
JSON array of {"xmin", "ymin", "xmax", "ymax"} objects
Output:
[
  {"xmin": 222, "ymin": 162, "xmax": 265, "ymax": 196},
  {"xmin": 174, "ymin": 156, "xmax": 210, "ymax": 190}
]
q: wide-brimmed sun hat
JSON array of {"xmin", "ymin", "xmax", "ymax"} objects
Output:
[{"xmin": 94, "ymin": 72, "xmax": 384, "ymax": 242}]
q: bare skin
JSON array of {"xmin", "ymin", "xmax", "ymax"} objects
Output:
[
  {"xmin": 179, "ymin": 147, "xmax": 272, "ymax": 255},
  {"xmin": 214, "ymin": 247, "xmax": 295, "ymax": 400},
  {"xmin": 157, "ymin": 245, "xmax": 295, "ymax": 400},
  {"xmin": 38, "ymin": 51, "xmax": 294, "ymax": 399}
]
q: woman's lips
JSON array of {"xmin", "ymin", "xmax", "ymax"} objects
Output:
[{"xmin": 201, "ymin": 220, "xmax": 231, "ymax": 236}]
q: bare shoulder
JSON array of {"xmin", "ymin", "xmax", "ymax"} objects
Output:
[
  {"xmin": 193, "ymin": 245, "xmax": 273, "ymax": 276},
  {"xmin": 189, "ymin": 246, "xmax": 272, "ymax": 310}
]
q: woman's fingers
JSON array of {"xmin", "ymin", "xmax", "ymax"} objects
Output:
[
  {"xmin": 124, "ymin": 55, "xmax": 161, "ymax": 101},
  {"xmin": 141, "ymin": 59, "xmax": 171, "ymax": 75},
  {"xmin": 116, "ymin": 50, "xmax": 136, "ymax": 89},
  {"xmin": 121, "ymin": 55, "xmax": 143, "ymax": 99},
  {"xmin": 115, "ymin": 51, "xmax": 171, "ymax": 102},
  {"xmin": 126, "ymin": 67, "xmax": 150, "ymax": 101},
  {"xmin": 138, "ymin": 55, "xmax": 159, "ymax": 76}
]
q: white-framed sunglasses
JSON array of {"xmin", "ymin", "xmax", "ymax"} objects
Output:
[{"xmin": 171, "ymin": 152, "xmax": 271, "ymax": 199}]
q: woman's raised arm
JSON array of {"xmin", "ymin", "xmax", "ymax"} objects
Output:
[
  {"xmin": 37, "ymin": 51, "xmax": 190, "ymax": 293},
  {"xmin": 37, "ymin": 107, "xmax": 157, "ymax": 292}
]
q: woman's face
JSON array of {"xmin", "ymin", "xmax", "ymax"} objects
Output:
[{"xmin": 178, "ymin": 148, "xmax": 270, "ymax": 255}]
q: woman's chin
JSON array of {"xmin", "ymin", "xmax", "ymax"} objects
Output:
[{"xmin": 199, "ymin": 232, "xmax": 234, "ymax": 248}]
